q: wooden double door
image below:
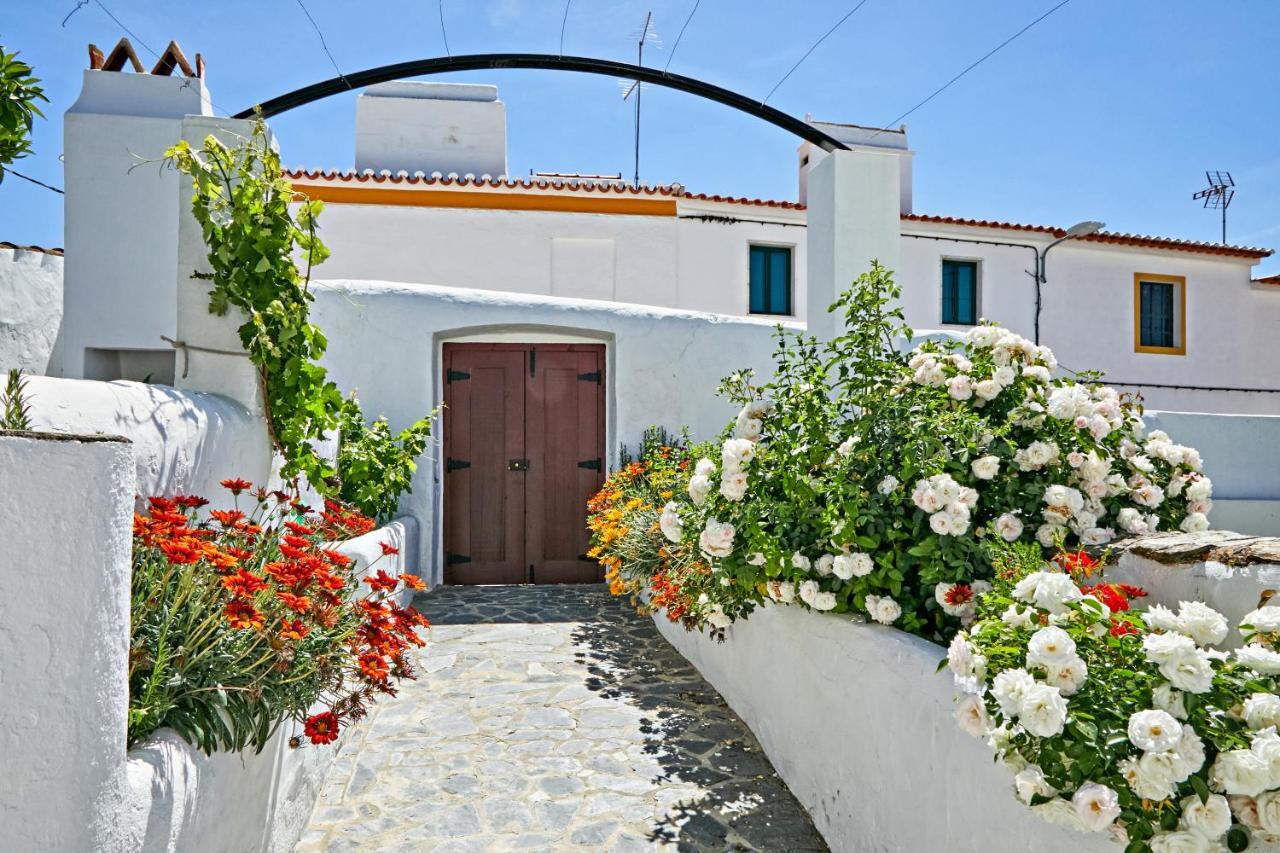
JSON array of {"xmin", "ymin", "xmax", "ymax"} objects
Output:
[{"xmin": 442, "ymin": 343, "xmax": 606, "ymax": 584}]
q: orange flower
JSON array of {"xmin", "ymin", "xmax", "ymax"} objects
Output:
[
  {"xmin": 279, "ymin": 544, "xmax": 309, "ymax": 560},
  {"xmin": 279, "ymin": 618, "xmax": 310, "ymax": 641},
  {"xmin": 160, "ymin": 538, "xmax": 203, "ymax": 565},
  {"xmin": 175, "ymin": 494, "xmax": 210, "ymax": 509},
  {"xmin": 399, "ymin": 573, "xmax": 425, "ymax": 591},
  {"xmin": 220, "ymin": 478, "xmax": 253, "ymax": 495},
  {"xmin": 284, "ymin": 520, "xmax": 315, "ymax": 536},
  {"xmin": 282, "ymin": 534, "xmax": 312, "ymax": 551},
  {"xmin": 379, "ymin": 542, "xmax": 400, "ymax": 556},
  {"xmin": 364, "ymin": 570, "xmax": 399, "ymax": 593},
  {"xmin": 358, "ymin": 651, "xmax": 390, "ymax": 682},
  {"xmin": 322, "ymin": 549, "xmax": 354, "ymax": 568},
  {"xmin": 225, "ymin": 600, "xmax": 264, "ymax": 630},
  {"xmin": 276, "ymin": 592, "xmax": 312, "ymax": 613},
  {"xmin": 210, "ymin": 509, "xmax": 245, "ymax": 528},
  {"xmin": 221, "ymin": 569, "xmax": 267, "ymax": 599},
  {"xmin": 304, "ymin": 711, "xmax": 339, "ymax": 744}
]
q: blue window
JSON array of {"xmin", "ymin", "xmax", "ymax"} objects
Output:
[
  {"xmin": 1139, "ymin": 280, "xmax": 1175, "ymax": 348},
  {"xmin": 941, "ymin": 260, "xmax": 978, "ymax": 325},
  {"xmin": 749, "ymin": 245, "xmax": 792, "ymax": 316}
]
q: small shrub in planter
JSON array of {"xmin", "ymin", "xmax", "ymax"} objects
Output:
[{"xmin": 129, "ymin": 479, "xmax": 428, "ymax": 753}]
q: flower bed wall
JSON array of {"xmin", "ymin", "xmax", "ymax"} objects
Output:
[
  {"xmin": 120, "ymin": 517, "xmax": 418, "ymax": 853},
  {"xmin": 651, "ymin": 530, "xmax": 1280, "ymax": 853}
]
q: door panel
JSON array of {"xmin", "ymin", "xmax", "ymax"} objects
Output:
[
  {"xmin": 442, "ymin": 347, "xmax": 526, "ymax": 584},
  {"xmin": 443, "ymin": 343, "xmax": 604, "ymax": 585}
]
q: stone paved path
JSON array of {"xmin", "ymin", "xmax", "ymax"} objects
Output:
[{"xmin": 296, "ymin": 585, "xmax": 827, "ymax": 852}]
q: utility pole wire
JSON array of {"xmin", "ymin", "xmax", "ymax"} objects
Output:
[
  {"xmin": 1, "ymin": 167, "xmax": 65, "ymax": 194},
  {"xmin": 559, "ymin": 0, "xmax": 572, "ymax": 56},
  {"xmin": 762, "ymin": 0, "xmax": 871, "ymax": 105},
  {"xmin": 439, "ymin": 0, "xmax": 452, "ymax": 58},
  {"xmin": 663, "ymin": 0, "xmax": 701, "ymax": 72},
  {"xmin": 61, "ymin": 0, "xmax": 89, "ymax": 27},
  {"xmin": 873, "ymin": 0, "xmax": 1073, "ymax": 135},
  {"xmin": 92, "ymin": 0, "xmax": 160, "ymax": 58},
  {"xmin": 293, "ymin": 0, "xmax": 349, "ymax": 87}
]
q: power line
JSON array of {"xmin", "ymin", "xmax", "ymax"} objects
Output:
[
  {"xmin": 663, "ymin": 0, "xmax": 701, "ymax": 72},
  {"xmin": 559, "ymin": 0, "xmax": 572, "ymax": 56},
  {"xmin": 61, "ymin": 0, "xmax": 89, "ymax": 27},
  {"xmin": 762, "ymin": 0, "xmax": 871, "ymax": 105},
  {"xmin": 874, "ymin": 0, "xmax": 1073, "ymax": 134},
  {"xmin": 439, "ymin": 0, "xmax": 451, "ymax": 58},
  {"xmin": 293, "ymin": 0, "xmax": 349, "ymax": 87},
  {"xmin": 1, "ymin": 167, "xmax": 65, "ymax": 194},
  {"xmin": 92, "ymin": 0, "xmax": 161, "ymax": 58}
]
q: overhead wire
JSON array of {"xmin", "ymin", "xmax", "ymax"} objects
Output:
[
  {"xmin": 663, "ymin": 0, "xmax": 701, "ymax": 72},
  {"xmin": 439, "ymin": 0, "xmax": 452, "ymax": 58},
  {"xmin": 762, "ymin": 0, "xmax": 871, "ymax": 104},
  {"xmin": 559, "ymin": 0, "xmax": 572, "ymax": 56},
  {"xmin": 293, "ymin": 0, "xmax": 350, "ymax": 88},
  {"xmin": 1, "ymin": 168, "xmax": 65, "ymax": 195}
]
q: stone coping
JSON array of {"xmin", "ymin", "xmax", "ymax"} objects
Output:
[{"xmin": 1106, "ymin": 530, "xmax": 1280, "ymax": 567}]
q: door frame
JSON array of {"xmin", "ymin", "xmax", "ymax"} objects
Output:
[{"xmin": 440, "ymin": 339, "xmax": 607, "ymax": 585}]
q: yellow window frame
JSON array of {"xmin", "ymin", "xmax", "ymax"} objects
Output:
[{"xmin": 1133, "ymin": 272, "xmax": 1186, "ymax": 355}]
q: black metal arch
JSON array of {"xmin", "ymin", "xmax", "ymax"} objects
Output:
[{"xmin": 234, "ymin": 53, "xmax": 850, "ymax": 152}]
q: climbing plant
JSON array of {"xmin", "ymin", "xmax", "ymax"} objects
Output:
[
  {"xmin": 165, "ymin": 122, "xmax": 433, "ymax": 520},
  {"xmin": 0, "ymin": 45, "xmax": 48, "ymax": 183}
]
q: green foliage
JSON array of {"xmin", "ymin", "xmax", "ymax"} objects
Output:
[
  {"xmin": 166, "ymin": 123, "xmax": 432, "ymax": 519},
  {"xmin": 0, "ymin": 45, "xmax": 47, "ymax": 180},
  {"xmin": 1, "ymin": 368, "xmax": 32, "ymax": 430}
]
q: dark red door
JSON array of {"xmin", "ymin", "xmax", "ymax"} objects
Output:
[{"xmin": 442, "ymin": 343, "xmax": 605, "ymax": 584}]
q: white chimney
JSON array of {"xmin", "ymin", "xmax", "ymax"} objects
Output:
[
  {"xmin": 798, "ymin": 119, "xmax": 912, "ymax": 214},
  {"xmin": 355, "ymin": 81, "xmax": 507, "ymax": 178}
]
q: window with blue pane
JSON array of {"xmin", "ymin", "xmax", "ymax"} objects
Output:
[
  {"xmin": 1139, "ymin": 281, "xmax": 1175, "ymax": 348},
  {"xmin": 941, "ymin": 260, "xmax": 978, "ymax": 325},
  {"xmin": 749, "ymin": 245, "xmax": 792, "ymax": 316}
]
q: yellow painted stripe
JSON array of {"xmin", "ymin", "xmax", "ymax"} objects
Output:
[{"xmin": 290, "ymin": 183, "xmax": 678, "ymax": 217}]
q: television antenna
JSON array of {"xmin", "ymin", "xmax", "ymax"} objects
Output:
[
  {"xmin": 1192, "ymin": 170, "xmax": 1235, "ymax": 245},
  {"xmin": 621, "ymin": 11, "xmax": 658, "ymax": 187}
]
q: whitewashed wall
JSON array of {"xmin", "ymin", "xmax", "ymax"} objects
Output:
[
  {"xmin": 0, "ymin": 245, "xmax": 64, "ymax": 374},
  {"xmin": 311, "ymin": 280, "xmax": 788, "ymax": 586},
  {"xmin": 0, "ymin": 431, "xmax": 135, "ymax": 852},
  {"xmin": 655, "ymin": 530, "xmax": 1280, "ymax": 853}
]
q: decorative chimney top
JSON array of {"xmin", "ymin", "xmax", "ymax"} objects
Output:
[{"xmin": 88, "ymin": 38, "xmax": 203, "ymax": 78}]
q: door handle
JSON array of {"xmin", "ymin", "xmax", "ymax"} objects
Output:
[{"xmin": 508, "ymin": 458, "xmax": 530, "ymax": 471}]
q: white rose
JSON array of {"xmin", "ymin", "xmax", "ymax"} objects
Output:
[
  {"xmin": 1148, "ymin": 831, "xmax": 1210, "ymax": 853},
  {"xmin": 1072, "ymin": 782, "xmax": 1121, "ymax": 832},
  {"xmin": 1241, "ymin": 607, "xmax": 1280, "ymax": 641},
  {"xmin": 947, "ymin": 374, "xmax": 974, "ymax": 401},
  {"xmin": 994, "ymin": 513, "xmax": 1024, "ymax": 542},
  {"xmin": 688, "ymin": 474, "xmax": 712, "ymax": 505},
  {"xmin": 975, "ymin": 379, "xmax": 1001, "ymax": 401},
  {"xmin": 1209, "ymin": 748, "xmax": 1273, "ymax": 797},
  {"xmin": 698, "ymin": 518, "xmax": 735, "ymax": 559},
  {"xmin": 719, "ymin": 472, "xmax": 749, "ymax": 501},
  {"xmin": 1179, "ymin": 512, "xmax": 1210, "ymax": 533},
  {"xmin": 834, "ymin": 551, "xmax": 872, "ymax": 580},
  {"xmin": 1152, "ymin": 684, "xmax": 1188, "ymax": 720},
  {"xmin": 1144, "ymin": 631, "xmax": 1198, "ymax": 664},
  {"xmin": 1044, "ymin": 656, "xmax": 1088, "ymax": 696},
  {"xmin": 1027, "ymin": 626, "xmax": 1077, "ymax": 667},
  {"xmin": 814, "ymin": 554, "xmax": 834, "ymax": 576},
  {"xmin": 1014, "ymin": 764, "xmax": 1057, "ymax": 805},
  {"xmin": 1160, "ymin": 647, "xmax": 1216, "ymax": 694},
  {"xmin": 836, "ymin": 436, "xmax": 857, "ymax": 458},
  {"xmin": 1002, "ymin": 604, "xmax": 1035, "ymax": 629},
  {"xmin": 1229, "ymin": 795, "xmax": 1262, "ymax": 830},
  {"xmin": 1176, "ymin": 601, "xmax": 1229, "ymax": 646},
  {"xmin": 1024, "ymin": 365, "xmax": 1051, "ymax": 384},
  {"xmin": 955, "ymin": 694, "xmax": 989, "ymax": 737},
  {"xmin": 1256, "ymin": 791, "xmax": 1280, "ymax": 835},
  {"xmin": 865, "ymin": 594, "xmax": 901, "ymax": 625},
  {"xmin": 733, "ymin": 416, "xmax": 763, "ymax": 441},
  {"xmin": 1012, "ymin": 571, "xmax": 1083, "ymax": 615},
  {"xmin": 1034, "ymin": 797, "xmax": 1086, "ymax": 831},
  {"xmin": 993, "ymin": 365, "xmax": 1016, "ymax": 386},
  {"xmin": 970, "ymin": 455, "xmax": 1000, "ymax": 480},
  {"xmin": 877, "ymin": 475, "xmax": 899, "ymax": 495},
  {"xmin": 929, "ymin": 511, "xmax": 956, "ymax": 536},
  {"xmin": 1173, "ymin": 724, "xmax": 1206, "ymax": 778},
  {"xmin": 1019, "ymin": 683, "xmax": 1068, "ymax": 738},
  {"xmin": 1128, "ymin": 709, "xmax": 1183, "ymax": 753},
  {"xmin": 1246, "ymin": 694, "xmax": 1280, "ymax": 730},
  {"xmin": 1186, "ymin": 477, "xmax": 1213, "ymax": 502},
  {"xmin": 721, "ymin": 438, "xmax": 756, "ymax": 471},
  {"xmin": 659, "ymin": 502, "xmax": 684, "ymax": 543},
  {"xmin": 992, "ymin": 668, "xmax": 1036, "ymax": 717},
  {"xmin": 1250, "ymin": 728, "xmax": 1280, "ymax": 780},
  {"xmin": 791, "ymin": 552, "xmax": 811, "ymax": 571},
  {"xmin": 798, "ymin": 580, "xmax": 819, "ymax": 607},
  {"xmin": 811, "ymin": 591, "xmax": 837, "ymax": 612},
  {"xmin": 1117, "ymin": 507, "xmax": 1149, "ymax": 535},
  {"xmin": 948, "ymin": 632, "xmax": 977, "ymax": 677},
  {"xmin": 1036, "ymin": 523, "xmax": 1066, "ymax": 548},
  {"xmin": 1179, "ymin": 794, "xmax": 1231, "ymax": 841},
  {"xmin": 767, "ymin": 580, "xmax": 796, "ymax": 603}
]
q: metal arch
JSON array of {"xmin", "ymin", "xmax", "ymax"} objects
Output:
[{"xmin": 234, "ymin": 52, "xmax": 850, "ymax": 152}]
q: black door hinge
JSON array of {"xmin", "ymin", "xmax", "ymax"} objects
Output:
[
  {"xmin": 447, "ymin": 552, "xmax": 471, "ymax": 565},
  {"xmin": 446, "ymin": 369, "xmax": 470, "ymax": 383},
  {"xmin": 578, "ymin": 458, "xmax": 602, "ymax": 471},
  {"xmin": 577, "ymin": 371, "xmax": 601, "ymax": 384},
  {"xmin": 529, "ymin": 348, "xmax": 536, "ymax": 377},
  {"xmin": 527, "ymin": 563, "xmax": 535, "ymax": 583},
  {"xmin": 446, "ymin": 457, "xmax": 471, "ymax": 472}
]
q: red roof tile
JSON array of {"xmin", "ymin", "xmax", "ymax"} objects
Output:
[
  {"xmin": 1254, "ymin": 274, "xmax": 1280, "ymax": 286},
  {"xmin": 0, "ymin": 241, "xmax": 64, "ymax": 256},
  {"xmin": 682, "ymin": 192, "xmax": 805, "ymax": 210},
  {"xmin": 285, "ymin": 168, "xmax": 678, "ymax": 196}
]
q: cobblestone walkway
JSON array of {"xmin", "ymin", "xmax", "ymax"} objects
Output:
[{"xmin": 296, "ymin": 585, "xmax": 826, "ymax": 852}]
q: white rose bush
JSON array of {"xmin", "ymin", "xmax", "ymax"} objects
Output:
[
  {"xmin": 598, "ymin": 262, "xmax": 1211, "ymax": 641},
  {"xmin": 951, "ymin": 542, "xmax": 1280, "ymax": 851}
]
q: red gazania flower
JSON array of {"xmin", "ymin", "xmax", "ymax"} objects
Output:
[
  {"xmin": 222, "ymin": 569, "xmax": 267, "ymax": 599},
  {"xmin": 210, "ymin": 509, "xmax": 245, "ymax": 528},
  {"xmin": 1054, "ymin": 549, "xmax": 1100, "ymax": 578},
  {"xmin": 220, "ymin": 478, "xmax": 253, "ymax": 495},
  {"xmin": 322, "ymin": 549, "xmax": 354, "ymax": 568},
  {"xmin": 1110, "ymin": 617, "xmax": 1140, "ymax": 637},
  {"xmin": 279, "ymin": 544, "xmax": 309, "ymax": 560},
  {"xmin": 304, "ymin": 711, "xmax": 340, "ymax": 745},
  {"xmin": 225, "ymin": 600, "xmax": 264, "ymax": 630},
  {"xmin": 379, "ymin": 542, "xmax": 400, "ymax": 556},
  {"xmin": 358, "ymin": 651, "xmax": 390, "ymax": 682},
  {"xmin": 174, "ymin": 494, "xmax": 210, "ymax": 509},
  {"xmin": 943, "ymin": 583, "xmax": 974, "ymax": 608},
  {"xmin": 284, "ymin": 521, "xmax": 315, "ymax": 536},
  {"xmin": 314, "ymin": 569, "xmax": 346, "ymax": 592},
  {"xmin": 152, "ymin": 509, "xmax": 192, "ymax": 527},
  {"xmin": 276, "ymin": 592, "xmax": 312, "ymax": 613},
  {"xmin": 160, "ymin": 539, "xmax": 203, "ymax": 565},
  {"xmin": 399, "ymin": 573, "xmax": 425, "ymax": 591},
  {"xmin": 148, "ymin": 496, "xmax": 178, "ymax": 513},
  {"xmin": 279, "ymin": 618, "xmax": 310, "ymax": 641},
  {"xmin": 224, "ymin": 546, "xmax": 253, "ymax": 561},
  {"xmin": 364, "ymin": 570, "xmax": 399, "ymax": 593},
  {"xmin": 282, "ymin": 534, "xmax": 312, "ymax": 551}
]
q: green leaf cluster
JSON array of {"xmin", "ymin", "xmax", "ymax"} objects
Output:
[{"xmin": 0, "ymin": 45, "xmax": 46, "ymax": 178}]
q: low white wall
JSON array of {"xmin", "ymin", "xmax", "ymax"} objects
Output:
[
  {"xmin": 21, "ymin": 375, "xmax": 272, "ymax": 507},
  {"xmin": 312, "ymin": 280, "xmax": 788, "ymax": 585},
  {"xmin": 0, "ymin": 431, "xmax": 135, "ymax": 852},
  {"xmin": 121, "ymin": 517, "xmax": 418, "ymax": 853},
  {"xmin": 0, "ymin": 245, "xmax": 64, "ymax": 374}
]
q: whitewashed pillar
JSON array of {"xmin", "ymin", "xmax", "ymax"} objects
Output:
[{"xmin": 805, "ymin": 148, "xmax": 903, "ymax": 341}]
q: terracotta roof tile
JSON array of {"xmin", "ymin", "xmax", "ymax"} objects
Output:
[
  {"xmin": 284, "ymin": 168, "xmax": 678, "ymax": 196},
  {"xmin": 1254, "ymin": 274, "xmax": 1280, "ymax": 286},
  {"xmin": 0, "ymin": 241, "xmax": 64, "ymax": 256},
  {"xmin": 682, "ymin": 192, "xmax": 805, "ymax": 210},
  {"xmin": 902, "ymin": 213, "xmax": 1272, "ymax": 260}
]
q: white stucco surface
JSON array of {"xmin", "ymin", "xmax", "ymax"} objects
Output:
[
  {"xmin": 0, "ymin": 432, "xmax": 135, "ymax": 852},
  {"xmin": 0, "ymin": 245, "xmax": 63, "ymax": 373},
  {"xmin": 310, "ymin": 280, "xmax": 788, "ymax": 585},
  {"xmin": 20, "ymin": 375, "xmax": 272, "ymax": 505},
  {"xmin": 120, "ymin": 519, "xmax": 416, "ymax": 853}
]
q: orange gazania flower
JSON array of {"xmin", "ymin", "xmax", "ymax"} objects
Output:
[
  {"xmin": 284, "ymin": 521, "xmax": 315, "ymax": 536},
  {"xmin": 358, "ymin": 651, "xmax": 390, "ymax": 682},
  {"xmin": 399, "ymin": 573, "xmax": 425, "ymax": 591},
  {"xmin": 210, "ymin": 509, "xmax": 246, "ymax": 528},
  {"xmin": 174, "ymin": 494, "xmax": 210, "ymax": 509},
  {"xmin": 220, "ymin": 478, "xmax": 253, "ymax": 495},
  {"xmin": 379, "ymin": 542, "xmax": 400, "ymax": 556},
  {"xmin": 364, "ymin": 570, "xmax": 399, "ymax": 593},
  {"xmin": 221, "ymin": 569, "xmax": 267, "ymax": 599},
  {"xmin": 322, "ymin": 549, "xmax": 354, "ymax": 568},
  {"xmin": 304, "ymin": 710, "xmax": 340, "ymax": 745},
  {"xmin": 282, "ymin": 534, "xmax": 312, "ymax": 551},
  {"xmin": 225, "ymin": 600, "xmax": 264, "ymax": 630},
  {"xmin": 279, "ymin": 618, "xmax": 310, "ymax": 641},
  {"xmin": 276, "ymin": 592, "xmax": 312, "ymax": 613},
  {"xmin": 160, "ymin": 538, "xmax": 204, "ymax": 565}
]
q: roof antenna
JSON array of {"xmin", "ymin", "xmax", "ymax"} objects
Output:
[
  {"xmin": 621, "ymin": 12, "xmax": 658, "ymax": 188},
  {"xmin": 1192, "ymin": 171, "xmax": 1235, "ymax": 245}
]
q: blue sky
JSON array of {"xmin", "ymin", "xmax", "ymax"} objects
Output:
[{"xmin": 2, "ymin": 0, "xmax": 1277, "ymax": 275}]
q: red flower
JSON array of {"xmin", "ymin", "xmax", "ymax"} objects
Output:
[
  {"xmin": 225, "ymin": 600, "xmax": 264, "ymax": 630},
  {"xmin": 220, "ymin": 478, "xmax": 253, "ymax": 495},
  {"xmin": 943, "ymin": 583, "xmax": 974, "ymax": 608},
  {"xmin": 282, "ymin": 534, "xmax": 312, "ymax": 551},
  {"xmin": 160, "ymin": 539, "xmax": 203, "ymax": 565},
  {"xmin": 279, "ymin": 544, "xmax": 309, "ymax": 560},
  {"xmin": 379, "ymin": 542, "xmax": 400, "ymax": 556},
  {"xmin": 1054, "ymin": 549, "xmax": 1101, "ymax": 578},
  {"xmin": 358, "ymin": 651, "xmax": 390, "ymax": 682},
  {"xmin": 364, "ymin": 570, "xmax": 399, "ymax": 593},
  {"xmin": 284, "ymin": 521, "xmax": 315, "ymax": 536},
  {"xmin": 210, "ymin": 509, "xmax": 245, "ymax": 528},
  {"xmin": 1110, "ymin": 617, "xmax": 1139, "ymax": 637},
  {"xmin": 399, "ymin": 573, "xmax": 425, "ymax": 591},
  {"xmin": 148, "ymin": 496, "xmax": 178, "ymax": 513},
  {"xmin": 174, "ymin": 494, "xmax": 210, "ymax": 509},
  {"xmin": 277, "ymin": 592, "xmax": 312, "ymax": 613},
  {"xmin": 224, "ymin": 546, "xmax": 253, "ymax": 561},
  {"xmin": 322, "ymin": 549, "xmax": 354, "ymax": 568},
  {"xmin": 304, "ymin": 711, "xmax": 340, "ymax": 745},
  {"xmin": 1081, "ymin": 582, "xmax": 1149, "ymax": 614},
  {"xmin": 222, "ymin": 569, "xmax": 267, "ymax": 599},
  {"xmin": 279, "ymin": 619, "xmax": 310, "ymax": 641}
]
